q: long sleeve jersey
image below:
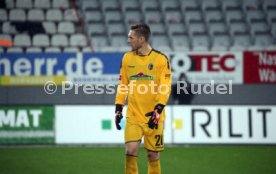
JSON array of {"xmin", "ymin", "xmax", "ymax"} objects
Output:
[{"xmin": 115, "ymin": 49, "xmax": 172, "ymax": 123}]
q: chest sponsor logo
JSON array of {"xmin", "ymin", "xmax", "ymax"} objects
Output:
[{"xmin": 130, "ymin": 72, "xmax": 153, "ymax": 80}]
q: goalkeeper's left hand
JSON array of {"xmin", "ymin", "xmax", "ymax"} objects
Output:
[
  {"xmin": 145, "ymin": 104, "xmax": 165, "ymax": 129},
  {"xmin": 115, "ymin": 104, "xmax": 123, "ymax": 130},
  {"xmin": 115, "ymin": 111, "xmax": 123, "ymax": 130}
]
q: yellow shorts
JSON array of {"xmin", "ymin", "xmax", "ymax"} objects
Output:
[{"xmin": 124, "ymin": 119, "xmax": 164, "ymax": 152}]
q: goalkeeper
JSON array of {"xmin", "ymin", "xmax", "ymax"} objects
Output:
[{"xmin": 114, "ymin": 24, "xmax": 172, "ymax": 174}]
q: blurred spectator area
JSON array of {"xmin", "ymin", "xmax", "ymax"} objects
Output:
[
  {"xmin": 0, "ymin": 0, "xmax": 276, "ymax": 53},
  {"xmin": 0, "ymin": 0, "xmax": 90, "ymax": 53}
]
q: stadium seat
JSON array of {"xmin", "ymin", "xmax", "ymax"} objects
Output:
[
  {"xmin": 229, "ymin": 22, "xmax": 249, "ymax": 36},
  {"xmin": 247, "ymin": 45, "xmax": 264, "ymax": 51},
  {"xmin": 150, "ymin": 23, "xmax": 166, "ymax": 35},
  {"xmin": 46, "ymin": 9, "xmax": 63, "ymax": 21},
  {"xmin": 104, "ymin": 11, "xmax": 123, "ymax": 23},
  {"xmin": 70, "ymin": 34, "xmax": 87, "ymax": 47},
  {"xmin": 16, "ymin": 0, "xmax": 32, "ymax": 9},
  {"xmin": 5, "ymin": 0, "xmax": 15, "ymax": 9},
  {"xmin": 121, "ymin": 0, "xmax": 140, "ymax": 12},
  {"xmin": 242, "ymin": 0, "xmax": 262, "ymax": 11},
  {"xmin": 161, "ymin": 0, "xmax": 180, "ymax": 12},
  {"xmin": 118, "ymin": 46, "xmax": 131, "ymax": 52},
  {"xmin": 267, "ymin": 10, "xmax": 276, "ymax": 24},
  {"xmin": 6, "ymin": 47, "xmax": 23, "ymax": 53},
  {"xmin": 184, "ymin": 10, "xmax": 203, "ymax": 24},
  {"xmin": 151, "ymin": 34, "xmax": 171, "ymax": 51},
  {"xmin": 232, "ymin": 34, "xmax": 252, "ymax": 48},
  {"xmin": 81, "ymin": 0, "xmax": 100, "ymax": 11},
  {"xmin": 191, "ymin": 34, "xmax": 210, "ymax": 50},
  {"xmin": 208, "ymin": 22, "xmax": 227, "ymax": 36},
  {"xmin": 144, "ymin": 11, "xmax": 163, "ymax": 24},
  {"xmin": 189, "ymin": 22, "xmax": 207, "ymax": 35},
  {"xmin": 107, "ymin": 23, "xmax": 126, "ymax": 36},
  {"xmin": 63, "ymin": 47, "xmax": 80, "ymax": 53},
  {"xmin": 102, "ymin": 0, "xmax": 120, "ymax": 11},
  {"xmin": 51, "ymin": 34, "xmax": 68, "ymax": 47},
  {"xmin": 82, "ymin": 46, "xmax": 93, "ymax": 53},
  {"xmin": 272, "ymin": 23, "xmax": 276, "ymax": 36},
  {"xmin": 266, "ymin": 45, "xmax": 276, "ymax": 50},
  {"xmin": 156, "ymin": 45, "xmax": 172, "ymax": 52},
  {"xmin": 28, "ymin": 9, "xmax": 44, "ymax": 21},
  {"xmin": 171, "ymin": 34, "xmax": 190, "ymax": 50},
  {"xmin": 87, "ymin": 23, "xmax": 106, "ymax": 36},
  {"xmin": 2, "ymin": 22, "xmax": 17, "ymax": 34},
  {"xmin": 85, "ymin": 10, "xmax": 103, "ymax": 23},
  {"xmin": 34, "ymin": 0, "xmax": 51, "ymax": 9},
  {"xmin": 167, "ymin": 23, "xmax": 187, "ymax": 36},
  {"xmin": 0, "ymin": 34, "xmax": 12, "ymax": 41},
  {"xmin": 205, "ymin": 10, "xmax": 224, "ymax": 23},
  {"xmin": 229, "ymin": 45, "xmax": 245, "ymax": 51},
  {"xmin": 201, "ymin": 0, "xmax": 220, "ymax": 11},
  {"xmin": 110, "ymin": 35, "xmax": 128, "ymax": 47},
  {"xmin": 263, "ymin": 0, "xmax": 276, "ymax": 10},
  {"xmin": 254, "ymin": 33, "xmax": 273, "ymax": 47},
  {"xmin": 124, "ymin": 10, "xmax": 143, "ymax": 24},
  {"xmin": 246, "ymin": 10, "xmax": 266, "ymax": 23},
  {"xmin": 164, "ymin": 11, "xmax": 183, "ymax": 24},
  {"xmin": 44, "ymin": 47, "xmax": 62, "ymax": 52},
  {"xmin": 26, "ymin": 47, "xmax": 42, "ymax": 53},
  {"xmin": 180, "ymin": 0, "xmax": 199, "ymax": 11},
  {"xmin": 0, "ymin": 9, "xmax": 8, "ymax": 21},
  {"xmin": 211, "ymin": 45, "xmax": 228, "ymax": 51},
  {"xmin": 225, "ymin": 10, "xmax": 245, "ymax": 23},
  {"xmin": 58, "ymin": 22, "xmax": 75, "ymax": 34},
  {"xmin": 9, "ymin": 9, "xmax": 26, "ymax": 21},
  {"xmin": 173, "ymin": 46, "xmax": 190, "ymax": 52},
  {"xmin": 246, "ymin": 45, "xmax": 266, "ymax": 51},
  {"xmin": 52, "ymin": 0, "xmax": 69, "ymax": 9},
  {"xmin": 43, "ymin": 22, "xmax": 57, "ymax": 34},
  {"xmin": 250, "ymin": 21, "xmax": 270, "ymax": 35},
  {"xmin": 33, "ymin": 34, "xmax": 50, "ymax": 47},
  {"xmin": 192, "ymin": 45, "xmax": 209, "ymax": 51},
  {"xmin": 91, "ymin": 35, "xmax": 109, "ymax": 49},
  {"xmin": 64, "ymin": 9, "xmax": 78, "ymax": 22},
  {"xmin": 222, "ymin": 0, "xmax": 241, "ymax": 11},
  {"xmin": 100, "ymin": 46, "xmax": 118, "ymax": 52},
  {"xmin": 14, "ymin": 34, "xmax": 31, "ymax": 47},
  {"xmin": 141, "ymin": 0, "xmax": 160, "ymax": 12},
  {"xmin": 211, "ymin": 34, "xmax": 231, "ymax": 49}
]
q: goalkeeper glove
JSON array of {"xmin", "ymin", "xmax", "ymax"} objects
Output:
[
  {"xmin": 115, "ymin": 104, "xmax": 123, "ymax": 130},
  {"xmin": 145, "ymin": 104, "xmax": 165, "ymax": 129}
]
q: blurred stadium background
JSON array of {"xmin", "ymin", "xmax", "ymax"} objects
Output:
[{"xmin": 0, "ymin": 0, "xmax": 276, "ymax": 173}]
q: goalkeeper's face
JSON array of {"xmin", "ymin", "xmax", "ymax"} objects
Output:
[{"xmin": 128, "ymin": 30, "xmax": 143, "ymax": 51}]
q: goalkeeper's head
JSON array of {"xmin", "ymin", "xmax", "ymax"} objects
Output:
[
  {"xmin": 128, "ymin": 24, "xmax": 151, "ymax": 51},
  {"xmin": 130, "ymin": 24, "xmax": 151, "ymax": 42}
]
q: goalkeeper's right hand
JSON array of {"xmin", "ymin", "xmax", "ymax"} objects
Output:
[{"xmin": 115, "ymin": 104, "xmax": 123, "ymax": 130}]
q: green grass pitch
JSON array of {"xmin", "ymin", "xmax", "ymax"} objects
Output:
[{"xmin": 1, "ymin": 145, "xmax": 276, "ymax": 174}]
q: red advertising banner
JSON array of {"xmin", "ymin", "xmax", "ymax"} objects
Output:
[
  {"xmin": 244, "ymin": 51, "xmax": 276, "ymax": 84},
  {"xmin": 169, "ymin": 52, "xmax": 243, "ymax": 84}
]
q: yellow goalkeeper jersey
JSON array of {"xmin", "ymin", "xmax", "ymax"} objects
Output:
[{"xmin": 115, "ymin": 49, "xmax": 172, "ymax": 123}]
